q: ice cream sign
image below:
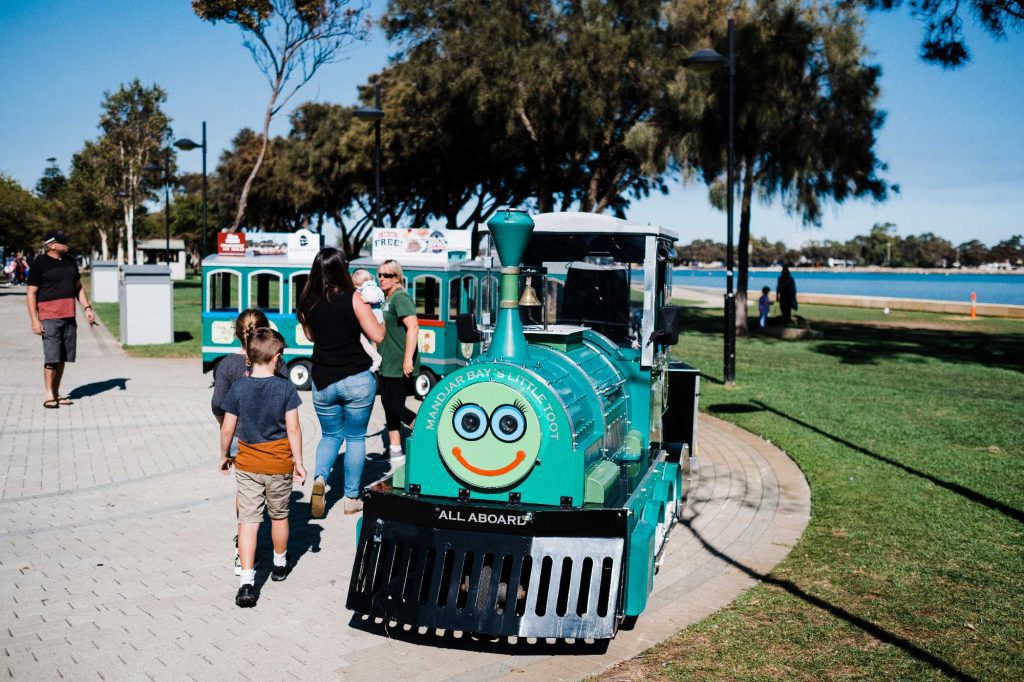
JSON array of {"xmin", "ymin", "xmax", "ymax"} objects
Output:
[{"xmin": 372, "ymin": 228, "xmax": 467, "ymax": 262}]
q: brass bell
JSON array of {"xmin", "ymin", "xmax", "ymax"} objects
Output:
[{"xmin": 519, "ymin": 277, "xmax": 541, "ymax": 307}]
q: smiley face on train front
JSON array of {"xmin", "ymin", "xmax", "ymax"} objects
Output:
[{"xmin": 436, "ymin": 383, "xmax": 541, "ymax": 489}]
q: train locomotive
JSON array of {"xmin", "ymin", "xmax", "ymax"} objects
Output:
[{"xmin": 347, "ymin": 209, "xmax": 700, "ymax": 640}]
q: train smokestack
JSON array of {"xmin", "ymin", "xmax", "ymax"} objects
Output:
[{"xmin": 486, "ymin": 208, "xmax": 534, "ymax": 363}]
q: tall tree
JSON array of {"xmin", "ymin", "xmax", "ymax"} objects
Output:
[
  {"xmin": 193, "ymin": 0, "xmax": 370, "ymax": 232},
  {"xmin": 36, "ymin": 158, "xmax": 67, "ymax": 200},
  {"xmin": 671, "ymin": 0, "xmax": 893, "ymax": 334},
  {"xmin": 63, "ymin": 142, "xmax": 121, "ymax": 260},
  {"xmin": 0, "ymin": 174, "xmax": 48, "ymax": 251},
  {"xmin": 97, "ymin": 80, "xmax": 174, "ymax": 265},
  {"xmin": 382, "ymin": 0, "xmax": 692, "ymax": 219}
]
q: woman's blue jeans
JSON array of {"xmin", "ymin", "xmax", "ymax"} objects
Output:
[{"xmin": 311, "ymin": 370, "xmax": 377, "ymax": 498}]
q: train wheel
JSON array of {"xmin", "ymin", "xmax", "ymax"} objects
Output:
[
  {"xmin": 413, "ymin": 369, "xmax": 437, "ymax": 400},
  {"xmin": 288, "ymin": 359, "xmax": 313, "ymax": 391}
]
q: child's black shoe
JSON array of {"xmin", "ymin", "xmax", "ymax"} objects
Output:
[
  {"xmin": 270, "ymin": 563, "xmax": 292, "ymax": 582},
  {"xmin": 235, "ymin": 584, "xmax": 257, "ymax": 607}
]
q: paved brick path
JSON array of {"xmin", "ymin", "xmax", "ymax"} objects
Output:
[{"xmin": 0, "ymin": 286, "xmax": 809, "ymax": 680}]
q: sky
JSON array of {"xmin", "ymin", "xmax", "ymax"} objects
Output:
[{"xmin": 1, "ymin": 1, "xmax": 1022, "ymax": 249}]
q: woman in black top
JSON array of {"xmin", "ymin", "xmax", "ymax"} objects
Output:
[{"xmin": 297, "ymin": 248, "xmax": 384, "ymax": 516}]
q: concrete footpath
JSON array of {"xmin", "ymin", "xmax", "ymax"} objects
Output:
[{"xmin": 0, "ymin": 286, "xmax": 810, "ymax": 681}]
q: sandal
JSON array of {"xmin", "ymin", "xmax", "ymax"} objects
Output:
[
  {"xmin": 43, "ymin": 399, "xmax": 60, "ymax": 409},
  {"xmin": 57, "ymin": 396, "xmax": 73, "ymax": 405}
]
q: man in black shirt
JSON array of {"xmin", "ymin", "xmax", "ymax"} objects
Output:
[{"xmin": 26, "ymin": 231, "xmax": 95, "ymax": 409}]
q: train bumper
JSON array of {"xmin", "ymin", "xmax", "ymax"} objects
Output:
[{"xmin": 346, "ymin": 488, "xmax": 627, "ymax": 639}]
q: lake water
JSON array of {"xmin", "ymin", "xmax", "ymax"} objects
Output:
[{"xmin": 671, "ymin": 270, "xmax": 1024, "ymax": 306}]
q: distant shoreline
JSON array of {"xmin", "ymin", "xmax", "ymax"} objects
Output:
[{"xmin": 676, "ymin": 266, "xmax": 1024, "ymax": 276}]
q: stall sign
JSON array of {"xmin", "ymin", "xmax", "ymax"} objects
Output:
[
  {"xmin": 217, "ymin": 232, "xmax": 246, "ymax": 256},
  {"xmin": 372, "ymin": 228, "xmax": 461, "ymax": 262},
  {"xmin": 287, "ymin": 229, "xmax": 323, "ymax": 262}
]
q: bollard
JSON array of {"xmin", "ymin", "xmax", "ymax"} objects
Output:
[{"xmin": 970, "ymin": 291, "xmax": 977, "ymax": 319}]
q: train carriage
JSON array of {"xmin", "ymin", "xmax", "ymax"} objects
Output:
[
  {"xmin": 202, "ymin": 246, "xmax": 492, "ymax": 396},
  {"xmin": 346, "ymin": 211, "xmax": 701, "ymax": 640}
]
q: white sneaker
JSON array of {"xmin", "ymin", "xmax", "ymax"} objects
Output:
[
  {"xmin": 389, "ymin": 452, "xmax": 406, "ymax": 467},
  {"xmin": 233, "ymin": 535, "xmax": 241, "ymax": 576}
]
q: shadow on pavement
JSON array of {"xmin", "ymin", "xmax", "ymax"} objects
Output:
[
  {"xmin": 253, "ymin": 490, "xmax": 324, "ymax": 594},
  {"xmin": 68, "ymin": 378, "xmax": 129, "ymax": 399}
]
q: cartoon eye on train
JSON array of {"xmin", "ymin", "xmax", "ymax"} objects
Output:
[{"xmin": 346, "ymin": 210, "xmax": 700, "ymax": 640}]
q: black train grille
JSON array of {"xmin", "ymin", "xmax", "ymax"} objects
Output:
[{"xmin": 347, "ymin": 496, "xmax": 626, "ymax": 639}]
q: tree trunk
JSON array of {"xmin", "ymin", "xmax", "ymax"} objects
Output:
[
  {"xmin": 123, "ymin": 203, "xmax": 136, "ymax": 265},
  {"xmin": 735, "ymin": 162, "xmax": 755, "ymax": 337},
  {"xmin": 98, "ymin": 227, "xmax": 109, "ymax": 261},
  {"xmin": 230, "ymin": 77, "xmax": 281, "ymax": 232}
]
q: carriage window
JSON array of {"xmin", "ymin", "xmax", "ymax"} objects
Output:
[
  {"xmin": 481, "ymin": 275, "xmax": 498, "ymax": 325},
  {"xmin": 546, "ymin": 279, "xmax": 564, "ymax": 325},
  {"xmin": 463, "ymin": 276, "xmax": 477, "ymax": 317},
  {"xmin": 208, "ymin": 271, "xmax": 240, "ymax": 312},
  {"xmin": 414, "ymin": 275, "xmax": 440, "ymax": 320},
  {"xmin": 249, "ymin": 272, "xmax": 282, "ymax": 314},
  {"xmin": 290, "ymin": 274, "xmax": 308, "ymax": 314},
  {"xmin": 448, "ymin": 278, "xmax": 462, "ymax": 321}
]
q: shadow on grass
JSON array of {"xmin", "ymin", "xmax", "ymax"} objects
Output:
[
  {"xmin": 173, "ymin": 331, "xmax": 193, "ymax": 342},
  {"xmin": 68, "ymin": 378, "xmax": 128, "ymax": 399},
  {"xmin": 681, "ymin": 307, "xmax": 1024, "ymax": 373},
  {"xmin": 810, "ymin": 321, "xmax": 1024, "ymax": 372},
  {"xmin": 680, "ymin": 520, "xmax": 977, "ymax": 681},
  {"xmin": 748, "ymin": 399, "xmax": 1024, "ymax": 525}
]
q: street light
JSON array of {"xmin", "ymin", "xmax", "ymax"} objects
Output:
[
  {"xmin": 684, "ymin": 18, "xmax": 736, "ymax": 385},
  {"xmin": 142, "ymin": 148, "xmax": 171, "ymax": 265},
  {"xmin": 174, "ymin": 122, "xmax": 208, "ymax": 266},
  {"xmin": 354, "ymin": 83, "xmax": 384, "ymax": 227}
]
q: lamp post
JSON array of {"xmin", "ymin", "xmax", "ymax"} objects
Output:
[
  {"xmin": 174, "ymin": 122, "xmax": 208, "ymax": 265},
  {"xmin": 684, "ymin": 18, "xmax": 736, "ymax": 385},
  {"xmin": 142, "ymin": 148, "xmax": 172, "ymax": 265},
  {"xmin": 354, "ymin": 83, "xmax": 384, "ymax": 227}
]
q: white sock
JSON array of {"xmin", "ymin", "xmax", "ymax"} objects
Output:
[
  {"xmin": 273, "ymin": 551, "xmax": 287, "ymax": 568},
  {"xmin": 240, "ymin": 569, "xmax": 255, "ymax": 586},
  {"xmin": 390, "ymin": 445, "xmax": 403, "ymax": 455}
]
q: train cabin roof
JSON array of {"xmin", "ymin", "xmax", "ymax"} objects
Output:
[
  {"xmin": 202, "ymin": 254, "xmax": 316, "ymax": 268},
  {"xmin": 479, "ymin": 211, "xmax": 678, "ymax": 242}
]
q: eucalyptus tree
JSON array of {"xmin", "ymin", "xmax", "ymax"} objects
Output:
[
  {"xmin": 211, "ymin": 128, "xmax": 310, "ymax": 232},
  {"xmin": 193, "ymin": 0, "xmax": 370, "ymax": 232},
  {"xmin": 670, "ymin": 0, "xmax": 892, "ymax": 334},
  {"xmin": 63, "ymin": 141, "xmax": 121, "ymax": 260},
  {"xmin": 97, "ymin": 80, "xmax": 174, "ymax": 265}
]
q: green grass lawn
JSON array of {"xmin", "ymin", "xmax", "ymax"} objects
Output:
[
  {"xmin": 86, "ymin": 273, "xmax": 203, "ymax": 357},
  {"xmin": 609, "ymin": 304, "xmax": 1024, "ymax": 680}
]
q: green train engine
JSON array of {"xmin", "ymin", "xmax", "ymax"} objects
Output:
[{"xmin": 346, "ymin": 209, "xmax": 700, "ymax": 640}]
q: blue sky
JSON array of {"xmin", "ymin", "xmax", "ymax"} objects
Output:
[{"xmin": 1, "ymin": 0, "xmax": 1021, "ymax": 248}]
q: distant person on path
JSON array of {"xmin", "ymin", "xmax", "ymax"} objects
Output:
[
  {"xmin": 350, "ymin": 268, "xmax": 384, "ymax": 372},
  {"xmin": 25, "ymin": 231, "xmax": 94, "ymax": 409},
  {"xmin": 758, "ymin": 286, "xmax": 772, "ymax": 329},
  {"xmin": 377, "ymin": 259, "xmax": 420, "ymax": 465},
  {"xmin": 210, "ymin": 308, "xmax": 286, "ymax": 575},
  {"xmin": 298, "ymin": 248, "xmax": 384, "ymax": 518},
  {"xmin": 777, "ymin": 266, "xmax": 798, "ymax": 324},
  {"xmin": 219, "ymin": 328, "xmax": 305, "ymax": 608}
]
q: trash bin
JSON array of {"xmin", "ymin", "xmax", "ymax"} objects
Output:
[
  {"xmin": 91, "ymin": 261, "xmax": 119, "ymax": 303},
  {"xmin": 119, "ymin": 265, "xmax": 172, "ymax": 345}
]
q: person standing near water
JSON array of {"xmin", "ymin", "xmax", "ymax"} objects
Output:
[{"xmin": 777, "ymin": 266, "xmax": 798, "ymax": 324}]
